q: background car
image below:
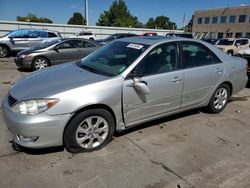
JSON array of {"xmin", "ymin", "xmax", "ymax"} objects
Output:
[
  {"xmin": 238, "ymin": 48, "xmax": 250, "ymax": 79},
  {"xmin": 141, "ymin": 32, "xmax": 158, "ymax": 36},
  {"xmin": 69, "ymin": 31, "xmax": 96, "ymax": 40},
  {"xmin": 96, "ymin": 33, "xmax": 138, "ymax": 45},
  {"xmin": 0, "ymin": 29, "xmax": 62, "ymax": 58},
  {"xmin": 202, "ymin": 38, "xmax": 218, "ymax": 45},
  {"xmin": 15, "ymin": 38, "xmax": 100, "ymax": 70},
  {"xmin": 215, "ymin": 38, "xmax": 250, "ymax": 56},
  {"xmin": 166, "ymin": 33, "xmax": 193, "ymax": 38},
  {"xmin": 2, "ymin": 37, "xmax": 247, "ymax": 153}
]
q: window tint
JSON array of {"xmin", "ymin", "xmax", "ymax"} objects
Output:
[
  {"xmin": 48, "ymin": 32, "xmax": 57, "ymax": 38},
  {"xmin": 220, "ymin": 16, "xmax": 227, "ymax": 23},
  {"xmin": 57, "ymin": 40, "xmax": 81, "ymax": 49},
  {"xmin": 181, "ymin": 42, "xmax": 221, "ymax": 68},
  {"xmin": 212, "ymin": 17, "xmax": 218, "ymax": 24},
  {"xmin": 82, "ymin": 41, "xmax": 95, "ymax": 48},
  {"xmin": 239, "ymin": 15, "xmax": 246, "ymax": 23},
  {"xmin": 229, "ymin": 15, "xmax": 236, "ymax": 23},
  {"xmin": 9, "ymin": 30, "xmax": 29, "ymax": 38},
  {"xmin": 134, "ymin": 43, "xmax": 178, "ymax": 76},
  {"xmin": 28, "ymin": 30, "xmax": 47, "ymax": 38}
]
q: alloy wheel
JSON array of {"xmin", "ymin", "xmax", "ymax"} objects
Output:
[
  {"xmin": 213, "ymin": 88, "xmax": 228, "ymax": 110},
  {"xmin": 75, "ymin": 116, "xmax": 109, "ymax": 149},
  {"xmin": 34, "ymin": 58, "xmax": 48, "ymax": 70},
  {"xmin": 0, "ymin": 46, "xmax": 8, "ymax": 57}
]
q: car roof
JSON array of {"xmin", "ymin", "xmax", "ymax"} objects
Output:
[
  {"xmin": 118, "ymin": 36, "xmax": 195, "ymax": 46},
  {"xmin": 13, "ymin": 28, "xmax": 59, "ymax": 33}
]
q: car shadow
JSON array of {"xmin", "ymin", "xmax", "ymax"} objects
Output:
[
  {"xmin": 17, "ymin": 68, "xmax": 34, "ymax": 73},
  {"xmin": 16, "ymin": 145, "xmax": 65, "ymax": 155},
  {"xmin": 115, "ymin": 109, "xmax": 201, "ymax": 137},
  {"xmin": 246, "ymin": 82, "xmax": 250, "ymax": 89}
]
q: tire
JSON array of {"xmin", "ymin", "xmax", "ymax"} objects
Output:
[
  {"xmin": 208, "ymin": 84, "xmax": 230, "ymax": 113},
  {"xmin": 32, "ymin": 57, "xmax": 50, "ymax": 70},
  {"xmin": 64, "ymin": 109, "xmax": 115, "ymax": 153},
  {"xmin": 227, "ymin": 51, "xmax": 233, "ymax": 56},
  {"xmin": 0, "ymin": 45, "xmax": 9, "ymax": 58},
  {"xmin": 89, "ymin": 37, "xmax": 94, "ymax": 41}
]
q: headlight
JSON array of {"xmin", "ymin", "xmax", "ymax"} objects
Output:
[
  {"xmin": 11, "ymin": 99, "xmax": 59, "ymax": 115},
  {"xmin": 19, "ymin": 54, "xmax": 26, "ymax": 58}
]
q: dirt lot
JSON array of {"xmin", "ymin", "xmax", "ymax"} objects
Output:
[{"xmin": 0, "ymin": 57, "xmax": 250, "ymax": 188}]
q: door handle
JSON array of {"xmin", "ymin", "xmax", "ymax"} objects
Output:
[
  {"xmin": 171, "ymin": 76, "xmax": 182, "ymax": 83},
  {"xmin": 216, "ymin": 68, "xmax": 223, "ymax": 73}
]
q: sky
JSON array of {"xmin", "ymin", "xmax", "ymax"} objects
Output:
[{"xmin": 0, "ymin": 0, "xmax": 249, "ymax": 28}]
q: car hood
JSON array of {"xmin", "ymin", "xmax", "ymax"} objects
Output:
[
  {"xmin": 9, "ymin": 62, "xmax": 110, "ymax": 101},
  {"xmin": 17, "ymin": 46, "xmax": 50, "ymax": 56}
]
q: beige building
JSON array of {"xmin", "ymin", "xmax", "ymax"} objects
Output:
[{"xmin": 192, "ymin": 5, "xmax": 250, "ymax": 39}]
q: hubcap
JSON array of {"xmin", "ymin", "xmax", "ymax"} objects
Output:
[
  {"xmin": 0, "ymin": 47, "xmax": 7, "ymax": 57},
  {"xmin": 34, "ymin": 58, "xmax": 48, "ymax": 70},
  {"xmin": 75, "ymin": 116, "xmax": 109, "ymax": 149},
  {"xmin": 213, "ymin": 88, "xmax": 228, "ymax": 110}
]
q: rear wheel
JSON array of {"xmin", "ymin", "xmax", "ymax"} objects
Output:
[
  {"xmin": 64, "ymin": 109, "xmax": 115, "ymax": 153},
  {"xmin": 0, "ymin": 45, "xmax": 9, "ymax": 58},
  {"xmin": 32, "ymin": 57, "xmax": 50, "ymax": 70},
  {"xmin": 208, "ymin": 84, "xmax": 230, "ymax": 113}
]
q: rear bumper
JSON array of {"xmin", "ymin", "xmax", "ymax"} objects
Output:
[{"xmin": 2, "ymin": 95, "xmax": 71, "ymax": 148}]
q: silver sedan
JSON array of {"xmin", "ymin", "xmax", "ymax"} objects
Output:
[{"xmin": 2, "ymin": 36, "xmax": 248, "ymax": 153}]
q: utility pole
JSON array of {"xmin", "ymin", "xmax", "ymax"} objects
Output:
[{"xmin": 85, "ymin": 0, "xmax": 88, "ymax": 26}]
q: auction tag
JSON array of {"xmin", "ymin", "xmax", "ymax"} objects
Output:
[{"xmin": 127, "ymin": 43, "xmax": 143, "ymax": 50}]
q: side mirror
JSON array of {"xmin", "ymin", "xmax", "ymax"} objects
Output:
[
  {"xmin": 53, "ymin": 46, "xmax": 59, "ymax": 52},
  {"xmin": 133, "ymin": 78, "xmax": 151, "ymax": 95}
]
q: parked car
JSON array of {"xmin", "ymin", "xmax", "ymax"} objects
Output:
[
  {"xmin": 141, "ymin": 32, "xmax": 158, "ymax": 36},
  {"xmin": 0, "ymin": 29, "xmax": 62, "ymax": 58},
  {"xmin": 215, "ymin": 38, "xmax": 250, "ymax": 56},
  {"xmin": 238, "ymin": 48, "xmax": 250, "ymax": 79},
  {"xmin": 166, "ymin": 33, "xmax": 193, "ymax": 38},
  {"xmin": 69, "ymin": 31, "xmax": 96, "ymax": 40},
  {"xmin": 96, "ymin": 33, "xmax": 138, "ymax": 45},
  {"xmin": 15, "ymin": 38, "xmax": 100, "ymax": 70},
  {"xmin": 202, "ymin": 38, "xmax": 218, "ymax": 45},
  {"xmin": 2, "ymin": 37, "xmax": 248, "ymax": 153}
]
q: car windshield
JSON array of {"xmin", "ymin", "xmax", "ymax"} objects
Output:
[
  {"xmin": 105, "ymin": 35, "xmax": 116, "ymax": 40},
  {"xmin": 216, "ymin": 39, "xmax": 234, "ymax": 45},
  {"xmin": 77, "ymin": 41, "xmax": 149, "ymax": 76}
]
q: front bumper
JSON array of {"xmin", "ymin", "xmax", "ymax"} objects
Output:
[
  {"xmin": 2, "ymin": 95, "xmax": 71, "ymax": 148},
  {"xmin": 14, "ymin": 57, "xmax": 32, "ymax": 69}
]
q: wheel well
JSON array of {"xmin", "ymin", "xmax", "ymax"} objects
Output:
[
  {"xmin": 227, "ymin": 50, "xmax": 233, "ymax": 54},
  {"xmin": 62, "ymin": 104, "xmax": 117, "ymax": 144},
  {"xmin": 221, "ymin": 81, "xmax": 233, "ymax": 96}
]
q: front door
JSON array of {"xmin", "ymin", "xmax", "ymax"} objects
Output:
[{"xmin": 123, "ymin": 42, "xmax": 183, "ymax": 126}]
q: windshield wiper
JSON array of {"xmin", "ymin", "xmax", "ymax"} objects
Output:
[{"xmin": 77, "ymin": 62, "xmax": 115, "ymax": 77}]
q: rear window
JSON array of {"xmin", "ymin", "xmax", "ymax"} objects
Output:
[{"xmin": 48, "ymin": 32, "xmax": 58, "ymax": 38}]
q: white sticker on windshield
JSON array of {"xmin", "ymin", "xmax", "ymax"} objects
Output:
[{"xmin": 127, "ymin": 43, "xmax": 143, "ymax": 50}]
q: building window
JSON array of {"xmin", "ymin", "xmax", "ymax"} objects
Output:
[
  {"xmin": 217, "ymin": 32, "xmax": 224, "ymax": 39},
  {"xmin": 238, "ymin": 15, "xmax": 246, "ymax": 23},
  {"xmin": 226, "ymin": 32, "xmax": 233, "ymax": 38},
  {"xmin": 204, "ymin": 17, "xmax": 210, "ymax": 24},
  {"xmin": 212, "ymin": 17, "xmax": 218, "ymax": 24},
  {"xmin": 197, "ymin": 17, "xmax": 203, "ymax": 24},
  {"xmin": 235, "ymin": 33, "xmax": 242, "ymax": 38},
  {"xmin": 229, "ymin": 15, "xmax": 236, "ymax": 23},
  {"xmin": 220, "ymin": 16, "xmax": 227, "ymax": 23},
  {"xmin": 246, "ymin": 33, "xmax": 250, "ymax": 39}
]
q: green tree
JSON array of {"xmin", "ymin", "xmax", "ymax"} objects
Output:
[
  {"xmin": 16, "ymin": 13, "xmax": 53, "ymax": 23},
  {"xmin": 96, "ymin": 0, "xmax": 142, "ymax": 28},
  {"xmin": 145, "ymin": 16, "xmax": 176, "ymax": 30},
  {"xmin": 67, "ymin": 12, "xmax": 86, "ymax": 25}
]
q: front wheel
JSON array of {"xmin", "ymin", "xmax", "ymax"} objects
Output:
[
  {"xmin": 64, "ymin": 109, "xmax": 115, "ymax": 153},
  {"xmin": 32, "ymin": 57, "xmax": 50, "ymax": 70},
  {"xmin": 208, "ymin": 84, "xmax": 230, "ymax": 113}
]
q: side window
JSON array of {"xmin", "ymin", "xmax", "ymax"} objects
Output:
[
  {"xmin": 181, "ymin": 42, "xmax": 221, "ymax": 69},
  {"xmin": 239, "ymin": 39, "xmax": 248, "ymax": 45},
  {"xmin": 48, "ymin": 32, "xmax": 57, "ymax": 38},
  {"xmin": 83, "ymin": 41, "xmax": 95, "ymax": 48},
  {"xmin": 29, "ymin": 31, "xmax": 47, "ymax": 38},
  {"xmin": 9, "ymin": 30, "xmax": 29, "ymax": 38},
  {"xmin": 57, "ymin": 40, "xmax": 80, "ymax": 49},
  {"xmin": 134, "ymin": 43, "xmax": 178, "ymax": 76}
]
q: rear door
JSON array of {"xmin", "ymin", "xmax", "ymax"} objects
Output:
[
  {"xmin": 28, "ymin": 30, "xmax": 47, "ymax": 48},
  {"xmin": 123, "ymin": 42, "xmax": 183, "ymax": 125},
  {"xmin": 180, "ymin": 41, "xmax": 225, "ymax": 108}
]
